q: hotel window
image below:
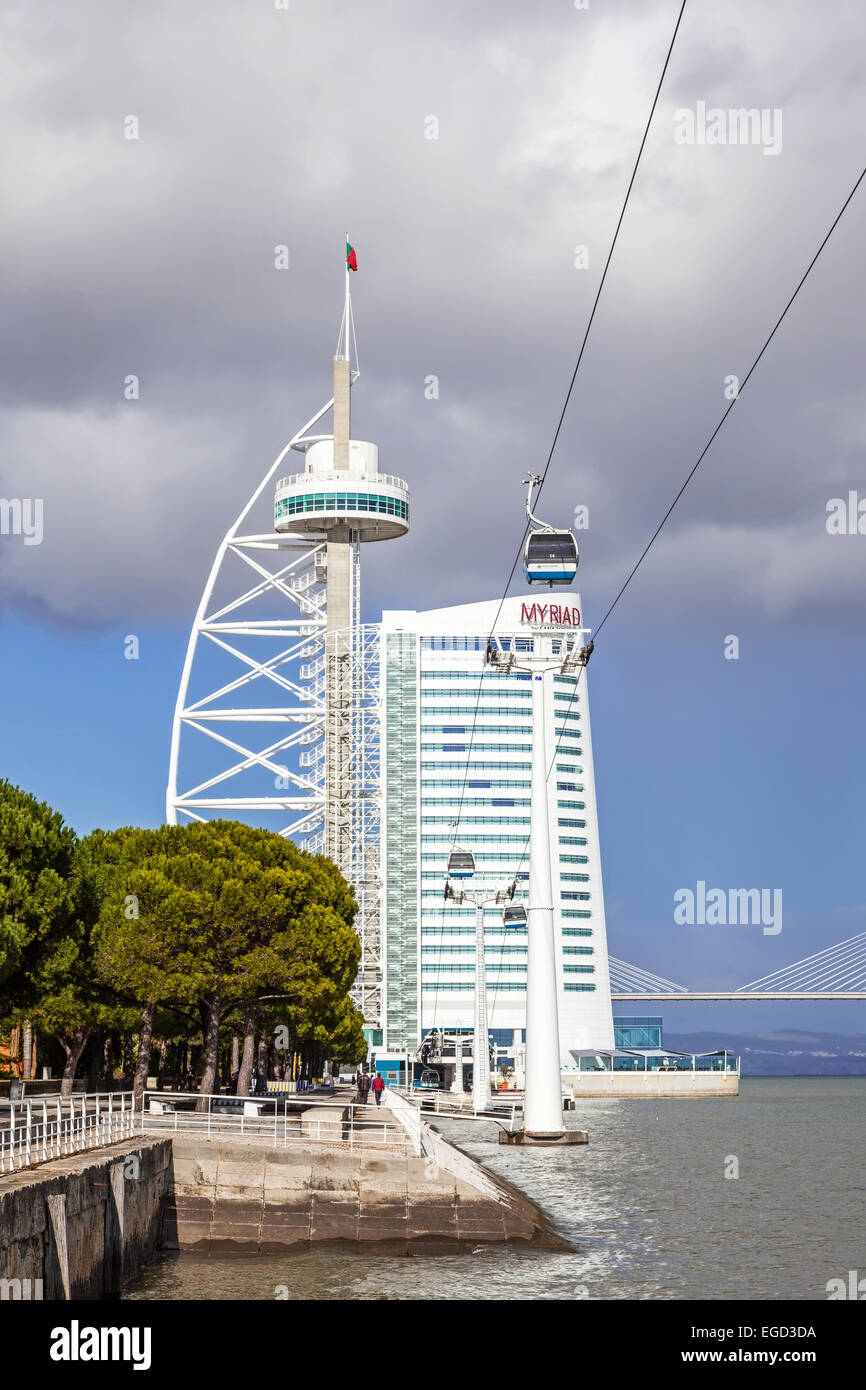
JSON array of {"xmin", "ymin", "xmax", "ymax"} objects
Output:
[
  {"xmin": 420, "ymin": 743, "xmax": 533, "ymax": 753},
  {"xmin": 561, "ymin": 873, "xmax": 590, "ymax": 882},
  {"xmin": 562, "ymin": 891, "xmax": 591, "ymax": 901},
  {"xmin": 421, "ymin": 671, "xmax": 529, "ymax": 681},
  {"xmin": 562, "ymin": 928, "xmax": 592, "ymax": 937},
  {"xmin": 422, "ymin": 728, "xmax": 536, "ymax": 739},
  {"xmin": 420, "ymin": 833, "xmax": 532, "ymax": 843},
  {"xmin": 557, "ymin": 800, "xmax": 585, "ymax": 810},
  {"xmin": 560, "ymin": 855, "xmax": 589, "ymax": 864},
  {"xmin": 559, "ymin": 837, "xmax": 588, "ymax": 847},
  {"xmin": 562, "ymin": 910, "xmax": 592, "ymax": 919},
  {"xmin": 564, "ymin": 984, "xmax": 596, "ymax": 992},
  {"xmin": 420, "ymin": 816, "xmax": 531, "ymax": 825},
  {"xmin": 420, "ymin": 798, "xmax": 529, "ymax": 807},
  {"xmin": 562, "ymin": 947, "xmax": 593, "ymax": 955},
  {"xmin": 558, "ymin": 818, "xmax": 587, "ymax": 828}
]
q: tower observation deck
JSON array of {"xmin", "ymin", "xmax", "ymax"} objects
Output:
[{"xmin": 166, "ymin": 248, "xmax": 408, "ymax": 1029}]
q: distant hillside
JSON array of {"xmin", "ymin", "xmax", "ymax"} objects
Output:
[{"xmin": 662, "ymin": 1029, "xmax": 866, "ymax": 1076}]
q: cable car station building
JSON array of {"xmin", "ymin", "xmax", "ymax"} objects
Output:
[{"xmin": 379, "ymin": 594, "xmax": 616, "ymax": 1069}]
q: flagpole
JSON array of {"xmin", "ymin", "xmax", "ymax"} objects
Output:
[{"xmin": 344, "ymin": 231, "xmax": 351, "ymax": 364}]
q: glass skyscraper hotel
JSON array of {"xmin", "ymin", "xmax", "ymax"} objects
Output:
[{"xmin": 380, "ymin": 594, "xmax": 615, "ymax": 1065}]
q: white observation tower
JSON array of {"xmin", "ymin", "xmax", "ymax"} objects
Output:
[{"xmin": 166, "ymin": 242, "xmax": 409, "ymax": 1030}]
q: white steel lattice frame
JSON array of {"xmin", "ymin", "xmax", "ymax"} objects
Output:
[{"xmin": 166, "ymin": 395, "xmax": 385, "ymax": 1028}]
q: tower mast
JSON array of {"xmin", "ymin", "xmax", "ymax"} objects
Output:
[{"xmin": 325, "ymin": 240, "xmax": 354, "ymax": 867}]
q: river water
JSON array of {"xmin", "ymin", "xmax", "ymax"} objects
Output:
[{"xmin": 124, "ymin": 1078, "xmax": 866, "ymax": 1301}]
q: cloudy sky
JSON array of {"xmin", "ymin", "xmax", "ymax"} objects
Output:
[{"xmin": 1, "ymin": 0, "xmax": 864, "ymax": 1032}]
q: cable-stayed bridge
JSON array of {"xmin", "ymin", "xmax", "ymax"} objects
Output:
[{"xmin": 609, "ymin": 931, "xmax": 866, "ymax": 1001}]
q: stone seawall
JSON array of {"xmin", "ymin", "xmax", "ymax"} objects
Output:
[
  {"xmin": 165, "ymin": 1131, "xmax": 562, "ymax": 1255},
  {"xmin": 0, "ymin": 1138, "xmax": 171, "ymax": 1299},
  {"xmin": 563, "ymin": 1072, "xmax": 739, "ymax": 1097}
]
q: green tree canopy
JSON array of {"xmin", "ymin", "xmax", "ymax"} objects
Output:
[
  {"xmin": 0, "ymin": 779, "xmax": 76, "ymax": 997},
  {"xmin": 94, "ymin": 820, "xmax": 363, "ymax": 1100}
]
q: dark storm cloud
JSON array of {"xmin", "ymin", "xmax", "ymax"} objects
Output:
[{"xmin": 1, "ymin": 0, "xmax": 864, "ymax": 630}]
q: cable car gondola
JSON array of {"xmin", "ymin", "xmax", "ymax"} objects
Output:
[
  {"xmin": 502, "ymin": 904, "xmax": 527, "ymax": 929},
  {"xmin": 447, "ymin": 848, "xmax": 475, "ymax": 879},
  {"xmin": 522, "ymin": 472, "xmax": 578, "ymax": 587}
]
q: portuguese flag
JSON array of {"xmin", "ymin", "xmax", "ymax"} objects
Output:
[{"xmin": 346, "ymin": 241, "xmax": 358, "ymax": 272}]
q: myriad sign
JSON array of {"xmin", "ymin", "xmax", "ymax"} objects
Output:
[{"xmin": 520, "ymin": 602, "xmax": 581, "ymax": 627}]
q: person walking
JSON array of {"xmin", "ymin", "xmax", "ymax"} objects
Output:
[
  {"xmin": 371, "ymin": 1073, "xmax": 385, "ymax": 1107},
  {"xmin": 357, "ymin": 1071, "xmax": 369, "ymax": 1105}
]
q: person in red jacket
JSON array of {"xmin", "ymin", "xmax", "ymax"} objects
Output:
[{"xmin": 370, "ymin": 1073, "xmax": 386, "ymax": 1106}]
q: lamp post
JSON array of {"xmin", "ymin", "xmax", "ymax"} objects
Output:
[{"xmin": 443, "ymin": 877, "xmax": 519, "ymax": 1113}]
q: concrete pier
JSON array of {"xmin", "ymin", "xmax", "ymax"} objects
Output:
[{"xmin": 164, "ymin": 1130, "xmax": 562, "ymax": 1255}]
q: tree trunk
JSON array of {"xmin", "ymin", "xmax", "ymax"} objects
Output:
[
  {"xmin": 103, "ymin": 1034, "xmax": 114, "ymax": 1088},
  {"xmin": 255, "ymin": 1031, "xmax": 268, "ymax": 1090},
  {"xmin": 157, "ymin": 1037, "xmax": 167, "ymax": 1091},
  {"xmin": 122, "ymin": 1033, "xmax": 135, "ymax": 1085},
  {"xmin": 196, "ymin": 990, "xmax": 222, "ymax": 1110},
  {"xmin": 236, "ymin": 1010, "xmax": 256, "ymax": 1096},
  {"xmin": 231, "ymin": 1032, "xmax": 239, "ymax": 1075},
  {"xmin": 22, "ymin": 1022, "xmax": 33, "ymax": 1080},
  {"xmin": 133, "ymin": 1001, "xmax": 156, "ymax": 1103},
  {"xmin": 58, "ymin": 1028, "xmax": 90, "ymax": 1096}
]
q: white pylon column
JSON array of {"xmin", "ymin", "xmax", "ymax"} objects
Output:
[
  {"xmin": 451, "ymin": 1041, "xmax": 464, "ymax": 1094},
  {"xmin": 472, "ymin": 901, "xmax": 492, "ymax": 1112},
  {"xmin": 524, "ymin": 668, "xmax": 564, "ymax": 1136}
]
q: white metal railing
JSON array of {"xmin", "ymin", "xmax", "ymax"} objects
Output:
[
  {"xmin": 0, "ymin": 1092, "xmax": 137, "ymax": 1175},
  {"xmin": 276, "ymin": 470, "xmax": 409, "ymax": 494},
  {"xmin": 0, "ymin": 1087, "xmax": 422, "ymax": 1172},
  {"xmin": 138, "ymin": 1090, "xmax": 411, "ymax": 1153},
  {"xmin": 390, "ymin": 1086, "xmax": 523, "ymax": 1131}
]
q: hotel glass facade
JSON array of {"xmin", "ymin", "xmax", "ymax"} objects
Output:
[{"xmin": 380, "ymin": 596, "xmax": 615, "ymax": 1065}]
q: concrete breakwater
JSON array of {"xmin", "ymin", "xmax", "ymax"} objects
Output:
[
  {"xmin": 164, "ymin": 1127, "xmax": 559, "ymax": 1255},
  {"xmin": 0, "ymin": 1138, "xmax": 171, "ymax": 1300},
  {"xmin": 0, "ymin": 1117, "xmax": 563, "ymax": 1296}
]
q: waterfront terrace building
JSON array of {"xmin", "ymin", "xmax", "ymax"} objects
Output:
[{"xmin": 380, "ymin": 594, "xmax": 615, "ymax": 1066}]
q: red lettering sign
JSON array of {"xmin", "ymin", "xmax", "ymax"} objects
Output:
[{"xmin": 519, "ymin": 603, "xmax": 581, "ymax": 627}]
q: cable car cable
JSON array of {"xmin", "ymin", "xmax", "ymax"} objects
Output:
[
  {"xmin": 437, "ymin": 2, "xmax": 688, "ymax": 1029},
  {"xmin": 491, "ymin": 157, "xmax": 866, "ymax": 1022},
  {"xmin": 497, "ymin": 157, "xmax": 866, "ymax": 984},
  {"xmin": 445, "ymin": 0, "xmax": 687, "ymax": 855},
  {"xmin": 591, "ymin": 158, "xmax": 866, "ymax": 643}
]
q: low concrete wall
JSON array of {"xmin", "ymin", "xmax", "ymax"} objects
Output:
[
  {"xmin": 563, "ymin": 1071, "xmax": 739, "ymax": 1097},
  {"xmin": 165, "ymin": 1131, "xmax": 561, "ymax": 1254},
  {"xmin": 0, "ymin": 1138, "xmax": 171, "ymax": 1299}
]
